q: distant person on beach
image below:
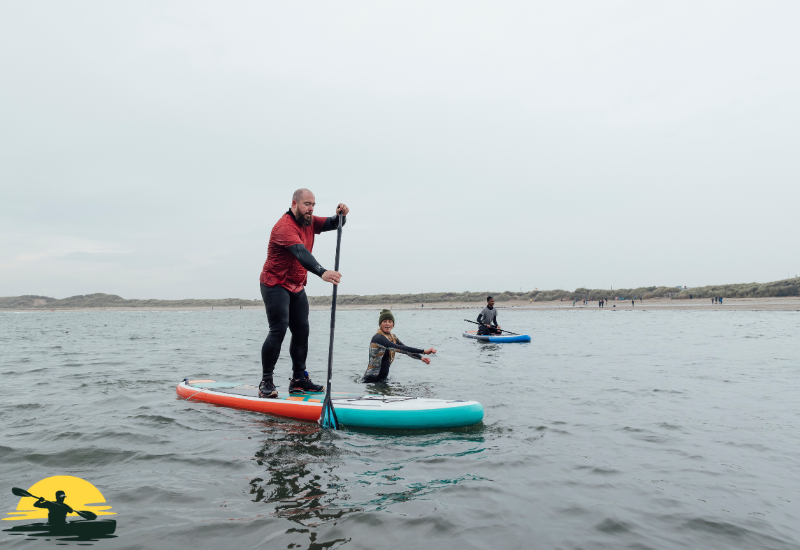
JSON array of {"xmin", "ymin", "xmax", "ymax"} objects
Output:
[
  {"xmin": 719, "ymin": 297, "xmax": 723, "ymax": 304},
  {"xmin": 477, "ymin": 297, "xmax": 502, "ymax": 334},
  {"xmin": 362, "ymin": 310, "xmax": 436, "ymax": 383},
  {"xmin": 632, "ymin": 300, "xmax": 635, "ymax": 307},
  {"xmin": 33, "ymin": 491, "xmax": 73, "ymax": 526},
  {"xmin": 258, "ymin": 189, "xmax": 349, "ymax": 398}
]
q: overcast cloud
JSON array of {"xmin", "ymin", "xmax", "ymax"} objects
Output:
[{"xmin": 1, "ymin": 1, "xmax": 798, "ymax": 299}]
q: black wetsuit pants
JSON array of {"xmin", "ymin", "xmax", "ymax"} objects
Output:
[{"xmin": 260, "ymin": 283, "xmax": 309, "ymax": 381}]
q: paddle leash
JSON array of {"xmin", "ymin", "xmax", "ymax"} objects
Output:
[
  {"xmin": 463, "ymin": 319, "xmax": 521, "ymax": 336},
  {"xmin": 319, "ymin": 212, "xmax": 343, "ymax": 430},
  {"xmin": 11, "ymin": 487, "xmax": 98, "ymax": 521}
]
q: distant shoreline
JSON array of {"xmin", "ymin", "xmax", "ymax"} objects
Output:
[
  {"xmin": 2, "ymin": 277, "xmax": 798, "ymax": 312},
  {"xmin": 5, "ymin": 297, "xmax": 799, "ymax": 312}
]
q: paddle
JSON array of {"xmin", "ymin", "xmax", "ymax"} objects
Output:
[
  {"xmin": 463, "ymin": 319, "xmax": 522, "ymax": 336},
  {"xmin": 319, "ymin": 212, "xmax": 343, "ymax": 430},
  {"xmin": 11, "ymin": 487, "xmax": 98, "ymax": 521}
]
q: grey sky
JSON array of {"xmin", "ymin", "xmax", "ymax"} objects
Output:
[{"xmin": 1, "ymin": 1, "xmax": 798, "ymax": 299}]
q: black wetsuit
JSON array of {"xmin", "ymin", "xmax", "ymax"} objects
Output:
[{"xmin": 362, "ymin": 333, "xmax": 424, "ymax": 382}]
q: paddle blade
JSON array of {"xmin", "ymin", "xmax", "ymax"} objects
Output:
[
  {"xmin": 318, "ymin": 394, "xmax": 339, "ymax": 430},
  {"xmin": 11, "ymin": 487, "xmax": 34, "ymax": 498},
  {"xmin": 76, "ymin": 510, "xmax": 98, "ymax": 521}
]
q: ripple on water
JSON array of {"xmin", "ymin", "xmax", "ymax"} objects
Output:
[
  {"xmin": 1, "ymin": 309, "xmax": 799, "ymax": 548},
  {"xmin": 596, "ymin": 517, "xmax": 634, "ymax": 534}
]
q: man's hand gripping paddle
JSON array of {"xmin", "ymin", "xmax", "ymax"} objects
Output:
[
  {"xmin": 11, "ymin": 487, "xmax": 98, "ymax": 521},
  {"xmin": 319, "ymin": 212, "xmax": 343, "ymax": 430}
]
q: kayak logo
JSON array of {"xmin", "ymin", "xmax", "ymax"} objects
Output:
[{"xmin": 3, "ymin": 476, "xmax": 117, "ymax": 543}]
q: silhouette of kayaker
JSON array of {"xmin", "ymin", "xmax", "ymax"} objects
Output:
[
  {"xmin": 6, "ymin": 486, "xmax": 117, "ymax": 541},
  {"xmin": 33, "ymin": 490, "xmax": 73, "ymax": 526}
]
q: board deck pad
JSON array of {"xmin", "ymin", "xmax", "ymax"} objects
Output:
[
  {"xmin": 178, "ymin": 379, "xmax": 483, "ymax": 429},
  {"xmin": 185, "ymin": 380, "xmax": 362, "ymax": 401}
]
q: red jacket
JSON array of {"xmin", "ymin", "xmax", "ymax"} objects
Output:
[{"xmin": 260, "ymin": 212, "xmax": 328, "ymax": 293}]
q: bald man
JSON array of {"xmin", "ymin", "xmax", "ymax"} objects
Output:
[{"xmin": 258, "ymin": 189, "xmax": 349, "ymax": 398}]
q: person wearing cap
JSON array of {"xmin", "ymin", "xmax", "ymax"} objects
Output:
[
  {"xmin": 476, "ymin": 296, "xmax": 501, "ymax": 335},
  {"xmin": 362, "ymin": 309, "xmax": 437, "ymax": 383},
  {"xmin": 33, "ymin": 490, "xmax": 73, "ymax": 526}
]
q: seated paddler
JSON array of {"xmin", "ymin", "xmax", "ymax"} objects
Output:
[
  {"xmin": 362, "ymin": 309, "xmax": 437, "ymax": 383},
  {"xmin": 477, "ymin": 296, "xmax": 502, "ymax": 335}
]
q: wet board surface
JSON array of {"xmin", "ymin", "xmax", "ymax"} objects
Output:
[
  {"xmin": 182, "ymin": 380, "xmax": 363, "ymax": 402},
  {"xmin": 177, "ymin": 380, "xmax": 484, "ymax": 429}
]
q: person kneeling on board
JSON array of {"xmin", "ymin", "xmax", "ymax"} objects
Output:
[
  {"xmin": 362, "ymin": 310, "xmax": 437, "ymax": 383},
  {"xmin": 258, "ymin": 188, "xmax": 349, "ymax": 398},
  {"xmin": 477, "ymin": 296, "xmax": 502, "ymax": 335}
]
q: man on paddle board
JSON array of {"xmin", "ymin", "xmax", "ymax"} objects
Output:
[
  {"xmin": 362, "ymin": 309, "xmax": 437, "ymax": 383},
  {"xmin": 476, "ymin": 296, "xmax": 501, "ymax": 335},
  {"xmin": 33, "ymin": 491, "xmax": 73, "ymax": 526},
  {"xmin": 258, "ymin": 189, "xmax": 349, "ymax": 398}
]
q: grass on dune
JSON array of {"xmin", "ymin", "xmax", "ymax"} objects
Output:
[{"xmin": 2, "ymin": 278, "xmax": 797, "ymax": 309}]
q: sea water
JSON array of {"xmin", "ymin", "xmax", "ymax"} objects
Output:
[{"xmin": 1, "ymin": 309, "xmax": 799, "ymax": 549}]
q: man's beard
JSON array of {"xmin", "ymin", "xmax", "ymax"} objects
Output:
[{"xmin": 294, "ymin": 210, "xmax": 312, "ymax": 226}]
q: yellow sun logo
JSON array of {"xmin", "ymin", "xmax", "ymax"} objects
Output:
[{"xmin": 4, "ymin": 476, "xmax": 115, "ymax": 522}]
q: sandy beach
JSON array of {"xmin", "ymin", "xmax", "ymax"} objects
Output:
[{"xmin": 6, "ymin": 296, "xmax": 799, "ymax": 312}]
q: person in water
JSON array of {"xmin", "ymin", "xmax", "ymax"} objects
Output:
[
  {"xmin": 477, "ymin": 296, "xmax": 501, "ymax": 335},
  {"xmin": 33, "ymin": 491, "xmax": 73, "ymax": 526},
  {"xmin": 362, "ymin": 310, "xmax": 436, "ymax": 383},
  {"xmin": 258, "ymin": 188, "xmax": 349, "ymax": 398}
]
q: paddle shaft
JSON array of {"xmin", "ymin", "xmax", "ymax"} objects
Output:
[
  {"xmin": 10, "ymin": 488, "xmax": 97, "ymax": 521},
  {"xmin": 327, "ymin": 214, "xmax": 343, "ymax": 387},
  {"xmin": 463, "ymin": 319, "xmax": 520, "ymax": 336},
  {"xmin": 320, "ymin": 213, "xmax": 343, "ymax": 428}
]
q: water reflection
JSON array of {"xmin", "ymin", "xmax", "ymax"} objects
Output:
[
  {"xmin": 249, "ymin": 421, "xmax": 360, "ymax": 528},
  {"xmin": 248, "ymin": 416, "xmax": 489, "ymax": 542}
]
